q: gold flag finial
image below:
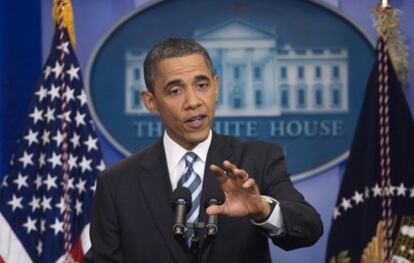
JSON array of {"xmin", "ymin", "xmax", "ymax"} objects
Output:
[
  {"xmin": 52, "ymin": 0, "xmax": 76, "ymax": 49},
  {"xmin": 372, "ymin": 3, "xmax": 410, "ymax": 87}
]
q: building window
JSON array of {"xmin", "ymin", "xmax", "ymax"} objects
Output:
[
  {"xmin": 254, "ymin": 66, "xmax": 262, "ymax": 80},
  {"xmin": 280, "ymin": 67, "xmax": 287, "ymax": 80},
  {"xmin": 132, "ymin": 85, "xmax": 141, "ymax": 107},
  {"xmin": 280, "ymin": 84, "xmax": 290, "ymax": 108},
  {"xmin": 298, "ymin": 66, "xmax": 304, "ymax": 79},
  {"xmin": 331, "ymin": 84, "xmax": 342, "ymax": 107},
  {"xmin": 234, "ymin": 67, "xmax": 240, "ymax": 79},
  {"xmin": 277, "ymin": 49, "xmax": 289, "ymax": 55},
  {"xmin": 315, "ymin": 66, "xmax": 322, "ymax": 79},
  {"xmin": 255, "ymin": 90, "xmax": 262, "ymax": 106},
  {"xmin": 231, "ymin": 85, "xmax": 243, "ymax": 109},
  {"xmin": 134, "ymin": 68, "xmax": 140, "ymax": 80},
  {"xmin": 296, "ymin": 84, "xmax": 307, "ymax": 108},
  {"xmin": 233, "ymin": 97, "xmax": 241, "ymax": 108},
  {"xmin": 312, "ymin": 49, "xmax": 324, "ymax": 55},
  {"xmin": 313, "ymin": 84, "xmax": 324, "ymax": 107},
  {"xmin": 332, "ymin": 66, "xmax": 340, "ymax": 79}
]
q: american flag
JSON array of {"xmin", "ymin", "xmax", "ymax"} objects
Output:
[{"xmin": 0, "ymin": 26, "xmax": 104, "ymax": 262}]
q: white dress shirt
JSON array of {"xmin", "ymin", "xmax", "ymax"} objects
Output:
[{"xmin": 163, "ymin": 130, "xmax": 285, "ymax": 236}]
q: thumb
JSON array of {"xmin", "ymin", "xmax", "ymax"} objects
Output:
[{"xmin": 206, "ymin": 204, "xmax": 225, "ymax": 216}]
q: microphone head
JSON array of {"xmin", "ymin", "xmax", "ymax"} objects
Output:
[
  {"xmin": 172, "ymin": 186, "xmax": 192, "ymax": 210},
  {"xmin": 204, "ymin": 191, "xmax": 225, "ymax": 208}
]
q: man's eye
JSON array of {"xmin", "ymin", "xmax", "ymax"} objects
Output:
[
  {"xmin": 197, "ymin": 83, "xmax": 209, "ymax": 89},
  {"xmin": 168, "ymin": 87, "xmax": 182, "ymax": 95}
]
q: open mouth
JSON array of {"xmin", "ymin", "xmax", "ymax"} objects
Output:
[{"xmin": 184, "ymin": 114, "xmax": 207, "ymax": 128}]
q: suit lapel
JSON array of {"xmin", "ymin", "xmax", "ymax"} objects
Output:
[{"xmin": 136, "ymin": 139, "xmax": 189, "ymax": 263}]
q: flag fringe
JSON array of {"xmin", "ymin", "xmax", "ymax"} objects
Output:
[
  {"xmin": 53, "ymin": 0, "xmax": 76, "ymax": 48},
  {"xmin": 372, "ymin": 4, "xmax": 410, "ymax": 87}
]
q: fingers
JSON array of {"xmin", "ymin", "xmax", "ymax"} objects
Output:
[
  {"xmin": 222, "ymin": 160, "xmax": 237, "ymax": 172},
  {"xmin": 209, "ymin": 164, "xmax": 228, "ymax": 184},
  {"xmin": 242, "ymin": 178, "xmax": 256, "ymax": 189},
  {"xmin": 206, "ymin": 204, "xmax": 224, "ymax": 215},
  {"xmin": 210, "ymin": 160, "xmax": 250, "ymax": 184},
  {"xmin": 210, "ymin": 164, "xmax": 227, "ymax": 176},
  {"xmin": 223, "ymin": 160, "xmax": 249, "ymax": 182}
]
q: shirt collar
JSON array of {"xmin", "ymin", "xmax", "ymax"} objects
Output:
[{"xmin": 163, "ymin": 130, "xmax": 212, "ymax": 174}]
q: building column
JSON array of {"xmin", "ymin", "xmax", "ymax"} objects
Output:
[
  {"xmin": 245, "ymin": 48, "xmax": 254, "ymax": 111},
  {"xmin": 323, "ymin": 65, "xmax": 330, "ymax": 110},
  {"xmin": 221, "ymin": 49, "xmax": 229, "ymax": 112}
]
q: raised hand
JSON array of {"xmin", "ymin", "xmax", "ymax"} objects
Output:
[{"xmin": 207, "ymin": 160, "xmax": 270, "ymax": 221}]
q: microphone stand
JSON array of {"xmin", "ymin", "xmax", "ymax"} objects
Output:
[
  {"xmin": 174, "ymin": 221, "xmax": 216, "ymax": 263},
  {"xmin": 172, "ymin": 194, "xmax": 222, "ymax": 263},
  {"xmin": 200, "ymin": 224, "xmax": 217, "ymax": 253},
  {"xmin": 190, "ymin": 224, "xmax": 201, "ymax": 263}
]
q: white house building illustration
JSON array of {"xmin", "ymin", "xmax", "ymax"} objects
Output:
[{"xmin": 125, "ymin": 19, "xmax": 349, "ymax": 116}]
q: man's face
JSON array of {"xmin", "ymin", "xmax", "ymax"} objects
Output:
[{"xmin": 141, "ymin": 54, "xmax": 219, "ymax": 150}]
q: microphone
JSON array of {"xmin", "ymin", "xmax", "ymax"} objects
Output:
[
  {"xmin": 201, "ymin": 192, "xmax": 224, "ymax": 253},
  {"xmin": 205, "ymin": 195, "xmax": 223, "ymax": 236},
  {"xmin": 171, "ymin": 187, "xmax": 192, "ymax": 237}
]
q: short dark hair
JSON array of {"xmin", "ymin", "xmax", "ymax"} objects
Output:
[{"xmin": 143, "ymin": 37, "xmax": 214, "ymax": 92}]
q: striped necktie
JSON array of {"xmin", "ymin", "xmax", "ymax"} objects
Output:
[{"xmin": 177, "ymin": 152, "xmax": 202, "ymax": 244}]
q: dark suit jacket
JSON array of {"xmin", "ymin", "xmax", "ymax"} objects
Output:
[{"xmin": 87, "ymin": 133, "xmax": 323, "ymax": 263}]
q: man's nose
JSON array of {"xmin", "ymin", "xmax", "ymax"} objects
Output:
[{"xmin": 184, "ymin": 88, "xmax": 202, "ymax": 109}]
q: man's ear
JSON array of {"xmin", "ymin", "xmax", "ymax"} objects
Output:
[{"xmin": 141, "ymin": 90, "xmax": 159, "ymax": 114}]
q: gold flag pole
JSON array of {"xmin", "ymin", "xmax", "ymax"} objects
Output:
[
  {"xmin": 52, "ymin": 0, "xmax": 76, "ymax": 261},
  {"xmin": 53, "ymin": 0, "xmax": 76, "ymax": 49}
]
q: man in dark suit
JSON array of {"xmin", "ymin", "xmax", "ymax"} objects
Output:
[{"xmin": 86, "ymin": 38, "xmax": 323, "ymax": 263}]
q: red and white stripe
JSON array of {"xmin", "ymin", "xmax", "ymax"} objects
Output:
[{"xmin": 0, "ymin": 212, "xmax": 91, "ymax": 262}]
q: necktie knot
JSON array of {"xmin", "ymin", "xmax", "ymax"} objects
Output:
[{"xmin": 184, "ymin": 152, "xmax": 197, "ymax": 167}]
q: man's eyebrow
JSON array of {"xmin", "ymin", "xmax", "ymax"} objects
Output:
[{"xmin": 194, "ymin": 74, "xmax": 211, "ymax": 82}]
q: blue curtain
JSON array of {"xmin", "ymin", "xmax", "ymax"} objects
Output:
[{"xmin": 0, "ymin": 1, "xmax": 42, "ymax": 180}]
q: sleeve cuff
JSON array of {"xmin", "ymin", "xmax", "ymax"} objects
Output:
[{"xmin": 251, "ymin": 196, "xmax": 285, "ymax": 236}]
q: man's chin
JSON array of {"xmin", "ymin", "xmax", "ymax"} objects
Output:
[{"xmin": 186, "ymin": 131, "xmax": 210, "ymax": 147}]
